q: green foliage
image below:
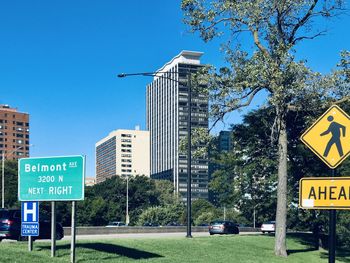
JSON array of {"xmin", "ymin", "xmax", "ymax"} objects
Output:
[
  {"xmin": 182, "ymin": 0, "xmax": 349, "ymax": 256},
  {"xmin": 337, "ymin": 211, "xmax": 350, "ymax": 248},
  {"xmin": 1, "ymin": 160, "xmax": 20, "ymax": 209},
  {"xmin": 137, "ymin": 203, "xmax": 185, "ymax": 226},
  {"xmin": 192, "ymin": 199, "xmax": 216, "ymax": 219},
  {"xmin": 210, "ymin": 107, "xmax": 278, "ymax": 224},
  {"xmin": 194, "ymin": 211, "xmax": 215, "ymax": 225},
  {"xmin": 75, "ymin": 175, "xmax": 161, "ymax": 226},
  {"xmin": 154, "ymin": 180, "xmax": 178, "ymax": 205}
]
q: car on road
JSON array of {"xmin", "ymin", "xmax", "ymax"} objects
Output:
[
  {"xmin": 166, "ymin": 222, "xmax": 183, "ymax": 226},
  {"xmin": 142, "ymin": 222, "xmax": 159, "ymax": 227},
  {"xmin": 0, "ymin": 209, "xmax": 64, "ymax": 241},
  {"xmin": 208, "ymin": 220, "xmax": 239, "ymax": 235},
  {"xmin": 106, "ymin": 221, "xmax": 126, "ymax": 227},
  {"xmin": 261, "ymin": 221, "xmax": 275, "ymax": 234}
]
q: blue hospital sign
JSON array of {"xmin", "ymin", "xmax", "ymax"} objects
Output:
[{"xmin": 21, "ymin": 201, "xmax": 39, "ymax": 236}]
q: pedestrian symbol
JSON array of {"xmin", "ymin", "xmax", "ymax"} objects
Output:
[
  {"xmin": 320, "ymin": 115, "xmax": 346, "ymax": 158},
  {"xmin": 301, "ymin": 105, "xmax": 350, "ymax": 169}
]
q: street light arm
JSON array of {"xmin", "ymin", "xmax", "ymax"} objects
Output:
[{"xmin": 117, "ymin": 72, "xmax": 181, "ymax": 83}]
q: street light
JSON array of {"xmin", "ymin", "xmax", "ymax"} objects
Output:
[
  {"xmin": 118, "ymin": 71, "xmax": 193, "ymax": 238},
  {"xmin": 126, "ymin": 174, "xmax": 129, "ymax": 225},
  {"xmin": 1, "ymin": 145, "xmax": 28, "ymax": 208}
]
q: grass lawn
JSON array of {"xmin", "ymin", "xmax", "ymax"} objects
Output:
[{"xmin": 0, "ymin": 233, "xmax": 349, "ymax": 263}]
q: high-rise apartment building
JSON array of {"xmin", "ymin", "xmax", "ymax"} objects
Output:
[
  {"xmin": 95, "ymin": 128, "xmax": 150, "ymax": 184},
  {"xmin": 146, "ymin": 50, "xmax": 209, "ymax": 201},
  {"xmin": 218, "ymin": 131, "xmax": 232, "ymax": 152},
  {"xmin": 0, "ymin": 105, "xmax": 30, "ymax": 160}
]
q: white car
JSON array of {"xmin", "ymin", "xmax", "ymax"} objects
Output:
[
  {"xmin": 106, "ymin": 221, "xmax": 126, "ymax": 227},
  {"xmin": 261, "ymin": 221, "xmax": 275, "ymax": 233}
]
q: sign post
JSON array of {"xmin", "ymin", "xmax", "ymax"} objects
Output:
[
  {"xmin": 51, "ymin": 201, "xmax": 56, "ymax": 257},
  {"xmin": 18, "ymin": 155, "xmax": 85, "ymax": 260},
  {"xmin": 21, "ymin": 201, "xmax": 39, "ymax": 252},
  {"xmin": 300, "ymin": 105, "xmax": 350, "ymax": 263},
  {"xmin": 71, "ymin": 201, "xmax": 76, "ymax": 263}
]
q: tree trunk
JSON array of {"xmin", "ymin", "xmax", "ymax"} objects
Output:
[{"xmin": 274, "ymin": 112, "xmax": 288, "ymax": 257}]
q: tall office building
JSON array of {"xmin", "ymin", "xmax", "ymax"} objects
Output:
[
  {"xmin": 208, "ymin": 130, "xmax": 233, "ymax": 202},
  {"xmin": 146, "ymin": 50, "xmax": 209, "ymax": 201},
  {"xmin": 0, "ymin": 105, "xmax": 30, "ymax": 160},
  {"xmin": 95, "ymin": 128, "xmax": 150, "ymax": 184},
  {"xmin": 218, "ymin": 131, "xmax": 232, "ymax": 152}
]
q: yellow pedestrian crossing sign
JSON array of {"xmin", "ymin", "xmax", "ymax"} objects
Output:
[{"xmin": 301, "ymin": 105, "xmax": 350, "ymax": 169}]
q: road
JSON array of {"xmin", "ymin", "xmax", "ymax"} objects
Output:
[
  {"xmin": 60, "ymin": 231, "xmax": 261, "ymax": 241},
  {"xmin": 1, "ymin": 231, "xmax": 261, "ymax": 242},
  {"xmin": 62, "ymin": 232, "xmax": 210, "ymax": 240}
]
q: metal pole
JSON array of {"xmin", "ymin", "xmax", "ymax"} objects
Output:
[
  {"xmin": 126, "ymin": 175, "xmax": 129, "ymax": 225},
  {"xmin": 329, "ymin": 169, "xmax": 336, "ymax": 263},
  {"xmin": 51, "ymin": 201, "xmax": 56, "ymax": 257},
  {"xmin": 186, "ymin": 72, "xmax": 192, "ymax": 238},
  {"xmin": 1, "ymin": 146, "xmax": 25, "ymax": 209},
  {"xmin": 71, "ymin": 201, "xmax": 76, "ymax": 263},
  {"xmin": 1, "ymin": 152, "xmax": 4, "ymax": 208},
  {"xmin": 28, "ymin": 236, "xmax": 33, "ymax": 251},
  {"xmin": 253, "ymin": 207, "xmax": 256, "ymax": 229},
  {"xmin": 224, "ymin": 206, "xmax": 226, "ymax": 221}
]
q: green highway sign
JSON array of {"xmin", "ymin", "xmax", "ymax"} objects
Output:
[{"xmin": 18, "ymin": 155, "xmax": 85, "ymax": 201}]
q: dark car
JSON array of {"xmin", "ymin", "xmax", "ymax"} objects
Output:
[
  {"xmin": 142, "ymin": 222, "xmax": 159, "ymax": 227},
  {"xmin": 166, "ymin": 222, "xmax": 183, "ymax": 226},
  {"xmin": 209, "ymin": 220, "xmax": 239, "ymax": 235},
  {"xmin": 0, "ymin": 209, "xmax": 64, "ymax": 241}
]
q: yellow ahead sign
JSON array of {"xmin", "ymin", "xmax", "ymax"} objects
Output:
[
  {"xmin": 301, "ymin": 105, "xmax": 350, "ymax": 168},
  {"xmin": 299, "ymin": 177, "xmax": 350, "ymax": 209}
]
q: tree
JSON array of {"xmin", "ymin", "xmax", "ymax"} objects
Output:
[
  {"xmin": 192, "ymin": 199, "xmax": 216, "ymax": 221},
  {"xmin": 0, "ymin": 160, "xmax": 19, "ymax": 209},
  {"xmin": 154, "ymin": 180, "xmax": 179, "ymax": 205},
  {"xmin": 182, "ymin": 0, "xmax": 349, "ymax": 256},
  {"xmin": 137, "ymin": 203, "xmax": 185, "ymax": 226}
]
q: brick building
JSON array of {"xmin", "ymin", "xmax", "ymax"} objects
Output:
[{"xmin": 0, "ymin": 105, "xmax": 30, "ymax": 160}]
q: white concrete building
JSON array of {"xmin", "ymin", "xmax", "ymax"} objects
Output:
[{"xmin": 95, "ymin": 128, "xmax": 150, "ymax": 184}]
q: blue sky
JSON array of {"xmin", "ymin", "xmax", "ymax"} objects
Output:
[{"xmin": 1, "ymin": 1, "xmax": 349, "ymax": 177}]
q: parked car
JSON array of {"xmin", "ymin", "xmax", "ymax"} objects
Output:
[
  {"xmin": 261, "ymin": 221, "xmax": 275, "ymax": 234},
  {"xmin": 106, "ymin": 221, "xmax": 126, "ymax": 227},
  {"xmin": 0, "ymin": 209, "xmax": 64, "ymax": 241},
  {"xmin": 208, "ymin": 220, "xmax": 239, "ymax": 235},
  {"xmin": 166, "ymin": 222, "xmax": 183, "ymax": 226},
  {"xmin": 142, "ymin": 222, "xmax": 159, "ymax": 227}
]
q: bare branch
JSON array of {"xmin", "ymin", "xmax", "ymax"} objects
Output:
[
  {"xmin": 209, "ymin": 87, "xmax": 263, "ymax": 130},
  {"xmin": 331, "ymin": 96, "xmax": 350, "ymax": 105},
  {"xmin": 291, "ymin": 30, "xmax": 327, "ymax": 45},
  {"xmin": 251, "ymin": 28, "xmax": 270, "ymax": 58},
  {"xmin": 288, "ymin": 0, "xmax": 319, "ymax": 44},
  {"xmin": 276, "ymin": 3, "xmax": 286, "ymax": 45},
  {"xmin": 287, "ymin": 96, "xmax": 350, "ymax": 112},
  {"xmin": 204, "ymin": 17, "xmax": 241, "ymax": 31}
]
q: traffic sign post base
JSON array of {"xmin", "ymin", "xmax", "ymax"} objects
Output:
[
  {"xmin": 28, "ymin": 236, "xmax": 33, "ymax": 252},
  {"xmin": 51, "ymin": 201, "xmax": 56, "ymax": 258},
  {"xmin": 329, "ymin": 209, "xmax": 336, "ymax": 263}
]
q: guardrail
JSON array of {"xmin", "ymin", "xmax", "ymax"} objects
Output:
[{"xmin": 63, "ymin": 226, "xmax": 260, "ymax": 236}]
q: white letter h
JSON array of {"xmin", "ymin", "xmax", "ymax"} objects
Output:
[{"xmin": 24, "ymin": 203, "xmax": 37, "ymax": 222}]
